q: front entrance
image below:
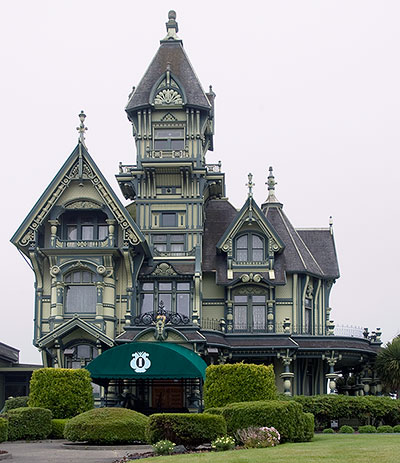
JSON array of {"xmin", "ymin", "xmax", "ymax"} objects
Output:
[{"xmin": 152, "ymin": 379, "xmax": 184, "ymax": 409}]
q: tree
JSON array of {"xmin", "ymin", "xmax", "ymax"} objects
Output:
[{"xmin": 375, "ymin": 337, "xmax": 400, "ymax": 398}]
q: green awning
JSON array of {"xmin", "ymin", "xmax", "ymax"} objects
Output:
[{"xmin": 86, "ymin": 342, "xmax": 207, "ymax": 381}]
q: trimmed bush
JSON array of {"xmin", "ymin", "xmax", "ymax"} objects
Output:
[
  {"xmin": 393, "ymin": 425, "xmax": 400, "ymax": 433},
  {"xmin": 29, "ymin": 368, "xmax": 94, "ymax": 419},
  {"xmin": 204, "ymin": 363, "xmax": 277, "ymax": 409},
  {"xmin": 146, "ymin": 413, "xmax": 227, "ymax": 446},
  {"xmin": 3, "ymin": 396, "xmax": 29, "ymax": 412},
  {"xmin": 6, "ymin": 407, "xmax": 52, "ymax": 441},
  {"xmin": 339, "ymin": 425, "xmax": 354, "ymax": 434},
  {"xmin": 0, "ymin": 417, "xmax": 8, "ymax": 443},
  {"xmin": 64, "ymin": 407, "xmax": 148, "ymax": 444},
  {"xmin": 50, "ymin": 419, "xmax": 69, "ymax": 439},
  {"xmin": 207, "ymin": 400, "xmax": 313, "ymax": 443},
  {"xmin": 358, "ymin": 425, "xmax": 376, "ymax": 433},
  {"xmin": 293, "ymin": 395, "xmax": 400, "ymax": 429},
  {"xmin": 377, "ymin": 425, "xmax": 393, "ymax": 433},
  {"xmin": 322, "ymin": 428, "xmax": 335, "ymax": 433}
]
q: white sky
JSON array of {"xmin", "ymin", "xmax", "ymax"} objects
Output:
[{"xmin": 1, "ymin": 1, "xmax": 399, "ymax": 364}]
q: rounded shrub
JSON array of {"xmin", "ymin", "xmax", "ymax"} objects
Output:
[
  {"xmin": 393, "ymin": 425, "xmax": 400, "ymax": 433},
  {"xmin": 6, "ymin": 407, "xmax": 52, "ymax": 441},
  {"xmin": 146, "ymin": 413, "xmax": 227, "ymax": 446},
  {"xmin": 204, "ymin": 363, "xmax": 277, "ymax": 409},
  {"xmin": 358, "ymin": 425, "xmax": 376, "ymax": 433},
  {"xmin": 0, "ymin": 417, "xmax": 8, "ymax": 443},
  {"xmin": 207, "ymin": 400, "xmax": 313, "ymax": 443},
  {"xmin": 3, "ymin": 396, "xmax": 29, "ymax": 412},
  {"xmin": 377, "ymin": 425, "xmax": 393, "ymax": 433},
  {"xmin": 322, "ymin": 428, "xmax": 335, "ymax": 433},
  {"xmin": 64, "ymin": 407, "xmax": 148, "ymax": 444},
  {"xmin": 339, "ymin": 425, "xmax": 354, "ymax": 434},
  {"xmin": 50, "ymin": 419, "xmax": 69, "ymax": 439},
  {"xmin": 29, "ymin": 368, "xmax": 94, "ymax": 419}
]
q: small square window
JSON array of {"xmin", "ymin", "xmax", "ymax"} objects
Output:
[{"xmin": 161, "ymin": 213, "xmax": 177, "ymax": 227}]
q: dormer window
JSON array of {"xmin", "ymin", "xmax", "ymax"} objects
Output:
[
  {"xmin": 235, "ymin": 233, "xmax": 265, "ymax": 262},
  {"xmin": 154, "ymin": 128, "xmax": 184, "ymax": 151}
]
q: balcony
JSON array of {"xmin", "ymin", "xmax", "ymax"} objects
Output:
[
  {"xmin": 153, "ymin": 247, "xmax": 196, "ymax": 258},
  {"xmin": 53, "ymin": 236, "xmax": 114, "ymax": 249}
]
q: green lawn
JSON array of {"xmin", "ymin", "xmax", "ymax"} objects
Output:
[{"xmin": 136, "ymin": 434, "xmax": 400, "ymax": 463}]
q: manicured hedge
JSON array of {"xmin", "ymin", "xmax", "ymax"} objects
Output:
[
  {"xmin": 204, "ymin": 363, "xmax": 277, "ymax": 409},
  {"xmin": 3, "ymin": 396, "xmax": 29, "ymax": 412},
  {"xmin": 0, "ymin": 417, "xmax": 8, "ymax": 443},
  {"xmin": 29, "ymin": 368, "xmax": 94, "ymax": 419},
  {"xmin": 339, "ymin": 425, "xmax": 354, "ymax": 434},
  {"xmin": 146, "ymin": 413, "xmax": 227, "ymax": 446},
  {"xmin": 293, "ymin": 395, "xmax": 400, "ymax": 429},
  {"xmin": 207, "ymin": 400, "xmax": 314, "ymax": 443},
  {"xmin": 6, "ymin": 407, "xmax": 52, "ymax": 441},
  {"xmin": 358, "ymin": 425, "xmax": 377, "ymax": 433},
  {"xmin": 64, "ymin": 407, "xmax": 148, "ymax": 444},
  {"xmin": 50, "ymin": 419, "xmax": 69, "ymax": 439},
  {"xmin": 377, "ymin": 425, "xmax": 393, "ymax": 433}
]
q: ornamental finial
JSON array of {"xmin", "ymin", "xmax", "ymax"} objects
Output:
[
  {"xmin": 329, "ymin": 216, "xmax": 333, "ymax": 235},
  {"xmin": 76, "ymin": 110, "xmax": 88, "ymax": 146},
  {"xmin": 161, "ymin": 10, "xmax": 180, "ymax": 42},
  {"xmin": 246, "ymin": 173, "xmax": 255, "ymax": 198},
  {"xmin": 262, "ymin": 166, "xmax": 282, "ymax": 208}
]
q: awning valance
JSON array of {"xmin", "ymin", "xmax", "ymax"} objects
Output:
[{"xmin": 86, "ymin": 342, "xmax": 207, "ymax": 381}]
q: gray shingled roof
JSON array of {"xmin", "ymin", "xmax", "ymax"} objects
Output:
[
  {"xmin": 265, "ymin": 206, "xmax": 327, "ymax": 277},
  {"xmin": 297, "ymin": 229, "xmax": 340, "ymax": 279},
  {"xmin": 126, "ymin": 41, "xmax": 211, "ymax": 112}
]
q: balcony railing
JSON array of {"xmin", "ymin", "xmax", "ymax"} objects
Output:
[
  {"xmin": 200, "ymin": 319, "xmax": 366, "ymax": 338},
  {"xmin": 205, "ymin": 161, "xmax": 222, "ymax": 173},
  {"xmin": 153, "ymin": 247, "xmax": 196, "ymax": 258},
  {"xmin": 54, "ymin": 237, "xmax": 113, "ymax": 249},
  {"xmin": 146, "ymin": 149, "xmax": 190, "ymax": 159}
]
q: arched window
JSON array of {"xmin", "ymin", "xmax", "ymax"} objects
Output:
[
  {"xmin": 235, "ymin": 233, "xmax": 265, "ymax": 262},
  {"xmin": 64, "ymin": 270, "xmax": 100, "ymax": 314}
]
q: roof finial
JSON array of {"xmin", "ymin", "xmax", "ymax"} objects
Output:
[
  {"xmin": 161, "ymin": 10, "xmax": 180, "ymax": 42},
  {"xmin": 261, "ymin": 166, "xmax": 282, "ymax": 209},
  {"xmin": 76, "ymin": 110, "xmax": 88, "ymax": 146},
  {"xmin": 246, "ymin": 173, "xmax": 255, "ymax": 198},
  {"xmin": 329, "ymin": 216, "xmax": 333, "ymax": 235}
]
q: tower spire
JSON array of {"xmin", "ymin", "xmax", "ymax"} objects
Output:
[
  {"xmin": 246, "ymin": 172, "xmax": 255, "ymax": 199},
  {"xmin": 161, "ymin": 10, "xmax": 181, "ymax": 42},
  {"xmin": 262, "ymin": 166, "xmax": 283, "ymax": 209}
]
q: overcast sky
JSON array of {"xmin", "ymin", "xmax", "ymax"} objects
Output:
[{"xmin": 1, "ymin": 1, "xmax": 399, "ymax": 364}]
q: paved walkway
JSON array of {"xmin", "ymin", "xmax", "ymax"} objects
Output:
[{"xmin": 0, "ymin": 440, "xmax": 153, "ymax": 462}]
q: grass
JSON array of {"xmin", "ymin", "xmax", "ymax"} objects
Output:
[{"xmin": 136, "ymin": 434, "xmax": 400, "ymax": 463}]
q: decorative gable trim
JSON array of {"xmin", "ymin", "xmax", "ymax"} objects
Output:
[
  {"xmin": 216, "ymin": 198, "xmax": 284, "ymax": 256},
  {"xmin": 149, "ymin": 70, "xmax": 187, "ymax": 106},
  {"xmin": 37, "ymin": 316, "xmax": 114, "ymax": 348},
  {"xmin": 11, "ymin": 143, "xmax": 150, "ymax": 256}
]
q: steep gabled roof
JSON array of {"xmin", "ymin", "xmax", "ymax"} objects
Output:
[
  {"xmin": 265, "ymin": 206, "xmax": 325, "ymax": 277},
  {"xmin": 126, "ymin": 41, "xmax": 211, "ymax": 112},
  {"xmin": 297, "ymin": 229, "xmax": 340, "ymax": 279},
  {"xmin": 11, "ymin": 141, "xmax": 150, "ymax": 257}
]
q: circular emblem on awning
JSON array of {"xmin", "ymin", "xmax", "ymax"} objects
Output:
[{"xmin": 130, "ymin": 352, "xmax": 151, "ymax": 373}]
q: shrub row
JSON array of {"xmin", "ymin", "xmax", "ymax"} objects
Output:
[
  {"xmin": 0, "ymin": 417, "xmax": 8, "ymax": 443},
  {"xmin": 5, "ymin": 407, "xmax": 52, "ymax": 441},
  {"xmin": 204, "ymin": 363, "xmax": 277, "ymax": 409},
  {"xmin": 29, "ymin": 368, "xmax": 94, "ymax": 419},
  {"xmin": 146, "ymin": 413, "xmax": 227, "ymax": 446},
  {"xmin": 206, "ymin": 400, "xmax": 314, "ymax": 443},
  {"xmin": 64, "ymin": 408, "xmax": 148, "ymax": 444},
  {"xmin": 293, "ymin": 395, "xmax": 400, "ymax": 429}
]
